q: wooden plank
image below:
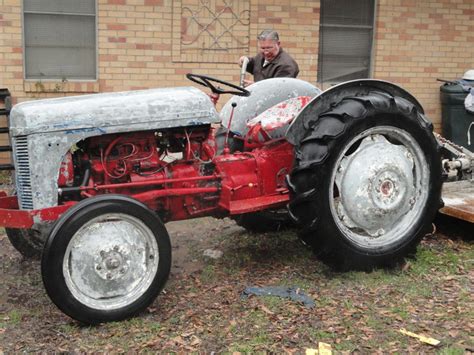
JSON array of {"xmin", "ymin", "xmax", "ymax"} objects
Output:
[
  {"xmin": 0, "ymin": 152, "xmax": 11, "ymax": 164},
  {"xmin": 439, "ymin": 180, "xmax": 474, "ymax": 223}
]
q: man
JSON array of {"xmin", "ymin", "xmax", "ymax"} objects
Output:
[{"xmin": 239, "ymin": 30, "xmax": 299, "ymax": 86}]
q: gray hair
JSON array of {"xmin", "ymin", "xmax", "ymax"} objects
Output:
[{"xmin": 257, "ymin": 29, "xmax": 279, "ymax": 41}]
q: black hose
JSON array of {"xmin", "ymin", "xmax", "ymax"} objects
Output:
[{"xmin": 58, "ymin": 168, "xmax": 90, "ymax": 194}]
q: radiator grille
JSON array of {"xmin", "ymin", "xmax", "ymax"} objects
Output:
[{"xmin": 14, "ymin": 136, "xmax": 34, "ymax": 209}]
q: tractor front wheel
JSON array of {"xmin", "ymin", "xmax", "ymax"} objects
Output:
[
  {"xmin": 288, "ymin": 91, "xmax": 442, "ymax": 271},
  {"xmin": 41, "ymin": 195, "xmax": 171, "ymax": 324}
]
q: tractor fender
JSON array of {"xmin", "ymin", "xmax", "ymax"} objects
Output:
[
  {"xmin": 221, "ymin": 78, "xmax": 321, "ymax": 136},
  {"xmin": 285, "ymin": 79, "xmax": 424, "ymax": 145}
]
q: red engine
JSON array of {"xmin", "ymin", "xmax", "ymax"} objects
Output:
[{"xmin": 58, "ymin": 126, "xmax": 294, "ymax": 222}]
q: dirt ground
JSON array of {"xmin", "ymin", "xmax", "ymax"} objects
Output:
[{"xmin": 0, "ymin": 215, "xmax": 472, "ymax": 353}]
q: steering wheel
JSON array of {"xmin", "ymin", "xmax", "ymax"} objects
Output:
[{"xmin": 186, "ymin": 73, "xmax": 250, "ymax": 97}]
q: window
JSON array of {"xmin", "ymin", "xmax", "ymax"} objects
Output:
[
  {"xmin": 23, "ymin": 0, "xmax": 96, "ymax": 80},
  {"xmin": 318, "ymin": 0, "xmax": 375, "ymax": 84}
]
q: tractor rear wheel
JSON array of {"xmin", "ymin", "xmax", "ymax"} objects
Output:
[
  {"xmin": 288, "ymin": 91, "xmax": 442, "ymax": 271},
  {"xmin": 41, "ymin": 195, "xmax": 171, "ymax": 324},
  {"xmin": 6, "ymin": 228, "xmax": 46, "ymax": 258}
]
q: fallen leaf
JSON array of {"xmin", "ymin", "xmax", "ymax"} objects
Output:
[
  {"xmin": 448, "ymin": 330, "xmax": 459, "ymax": 338},
  {"xmin": 171, "ymin": 335, "xmax": 186, "ymax": 346},
  {"xmin": 260, "ymin": 305, "xmax": 274, "ymax": 315},
  {"xmin": 190, "ymin": 336, "xmax": 201, "ymax": 346},
  {"xmin": 181, "ymin": 330, "xmax": 194, "ymax": 338},
  {"xmin": 399, "ymin": 328, "xmax": 441, "ymax": 346}
]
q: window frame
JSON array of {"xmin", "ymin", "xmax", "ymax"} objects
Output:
[
  {"xmin": 22, "ymin": 0, "xmax": 98, "ymax": 82},
  {"xmin": 317, "ymin": 0, "xmax": 377, "ymax": 86}
]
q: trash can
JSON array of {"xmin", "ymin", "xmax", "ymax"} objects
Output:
[{"xmin": 440, "ymin": 83, "xmax": 474, "ymax": 151}]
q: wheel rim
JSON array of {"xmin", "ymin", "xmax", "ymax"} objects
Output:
[
  {"xmin": 330, "ymin": 126, "xmax": 430, "ymax": 249},
  {"xmin": 63, "ymin": 213, "xmax": 159, "ymax": 310}
]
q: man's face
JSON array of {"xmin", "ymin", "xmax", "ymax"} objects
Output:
[{"xmin": 258, "ymin": 39, "xmax": 280, "ymax": 61}]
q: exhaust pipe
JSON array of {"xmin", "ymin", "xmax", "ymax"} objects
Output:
[{"xmin": 240, "ymin": 57, "xmax": 249, "ymax": 88}]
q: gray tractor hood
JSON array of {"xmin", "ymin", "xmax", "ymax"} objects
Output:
[
  {"xmin": 9, "ymin": 86, "xmax": 219, "ymax": 137},
  {"xmin": 9, "ymin": 86, "xmax": 219, "ymax": 210}
]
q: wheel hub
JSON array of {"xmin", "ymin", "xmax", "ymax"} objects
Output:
[
  {"xmin": 380, "ymin": 179, "xmax": 394, "ymax": 197},
  {"xmin": 95, "ymin": 246, "xmax": 130, "ymax": 281},
  {"xmin": 335, "ymin": 134, "xmax": 416, "ymax": 237}
]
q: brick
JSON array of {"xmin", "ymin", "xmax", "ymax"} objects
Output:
[
  {"xmin": 99, "ymin": 54, "xmax": 119, "ymax": 61},
  {"xmin": 108, "ymin": 37, "xmax": 127, "ymax": 43},
  {"xmin": 266, "ymin": 18, "xmax": 282, "ymax": 24},
  {"xmin": 136, "ymin": 43, "xmax": 152, "ymax": 50},
  {"xmin": 144, "ymin": 0, "xmax": 163, "ymax": 5},
  {"xmin": 107, "ymin": 24, "xmax": 127, "ymax": 30}
]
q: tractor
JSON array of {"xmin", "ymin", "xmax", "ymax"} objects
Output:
[{"xmin": 0, "ymin": 72, "xmax": 470, "ymax": 324}]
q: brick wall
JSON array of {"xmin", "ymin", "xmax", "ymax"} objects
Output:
[
  {"xmin": 374, "ymin": 0, "xmax": 474, "ymax": 131},
  {"xmin": 0, "ymin": 0, "xmax": 472, "ymax": 164},
  {"xmin": 0, "ymin": 0, "xmax": 320, "ymax": 101}
]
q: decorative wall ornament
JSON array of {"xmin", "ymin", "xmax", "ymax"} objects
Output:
[{"xmin": 173, "ymin": 0, "xmax": 250, "ymax": 63}]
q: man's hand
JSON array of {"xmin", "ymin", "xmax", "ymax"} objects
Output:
[
  {"xmin": 239, "ymin": 56, "xmax": 248, "ymax": 67},
  {"xmin": 242, "ymin": 79, "xmax": 254, "ymax": 87}
]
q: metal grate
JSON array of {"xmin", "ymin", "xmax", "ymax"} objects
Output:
[
  {"xmin": 181, "ymin": 0, "xmax": 250, "ymax": 51},
  {"xmin": 14, "ymin": 136, "xmax": 34, "ymax": 209}
]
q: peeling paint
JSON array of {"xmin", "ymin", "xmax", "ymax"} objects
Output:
[
  {"xmin": 10, "ymin": 87, "xmax": 220, "ymax": 210},
  {"xmin": 220, "ymin": 78, "xmax": 320, "ymax": 135},
  {"xmin": 332, "ymin": 128, "xmax": 429, "ymax": 243},
  {"xmin": 65, "ymin": 127, "xmax": 107, "ymax": 135},
  {"xmin": 10, "ymin": 86, "xmax": 219, "ymax": 137}
]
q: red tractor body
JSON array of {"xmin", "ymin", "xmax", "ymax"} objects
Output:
[{"xmin": 0, "ymin": 124, "xmax": 294, "ymax": 227}]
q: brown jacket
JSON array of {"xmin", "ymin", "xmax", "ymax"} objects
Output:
[{"xmin": 246, "ymin": 49, "xmax": 299, "ymax": 82}]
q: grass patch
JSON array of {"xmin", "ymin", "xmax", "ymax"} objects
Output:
[
  {"xmin": 2, "ymin": 310, "xmax": 23, "ymax": 326},
  {"xmin": 228, "ymin": 330, "xmax": 270, "ymax": 352},
  {"xmin": 0, "ymin": 171, "xmax": 12, "ymax": 185},
  {"xmin": 200, "ymin": 264, "xmax": 216, "ymax": 283},
  {"xmin": 438, "ymin": 347, "xmax": 469, "ymax": 355},
  {"xmin": 0, "ymin": 216, "xmax": 472, "ymax": 353}
]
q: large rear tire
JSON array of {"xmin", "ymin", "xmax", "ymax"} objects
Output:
[
  {"xmin": 288, "ymin": 91, "xmax": 442, "ymax": 271},
  {"xmin": 41, "ymin": 195, "xmax": 171, "ymax": 324}
]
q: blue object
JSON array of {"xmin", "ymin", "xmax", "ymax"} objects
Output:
[{"xmin": 242, "ymin": 286, "xmax": 315, "ymax": 308}]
